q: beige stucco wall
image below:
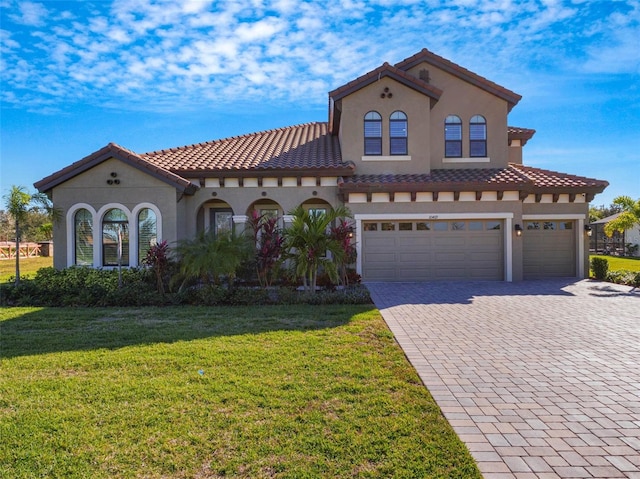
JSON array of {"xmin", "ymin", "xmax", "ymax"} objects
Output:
[
  {"xmin": 338, "ymin": 77, "xmax": 432, "ymax": 175},
  {"xmin": 416, "ymin": 66, "xmax": 510, "ymax": 169},
  {"xmin": 51, "ymin": 158, "xmax": 180, "ymax": 269}
]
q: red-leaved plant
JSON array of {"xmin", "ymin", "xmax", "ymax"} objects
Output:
[{"xmin": 143, "ymin": 240, "xmax": 169, "ymax": 294}]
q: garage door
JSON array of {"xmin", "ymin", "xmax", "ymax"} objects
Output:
[
  {"xmin": 523, "ymin": 220, "xmax": 575, "ymax": 278},
  {"xmin": 362, "ymin": 219, "xmax": 504, "ymax": 281}
]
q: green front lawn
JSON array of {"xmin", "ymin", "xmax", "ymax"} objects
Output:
[
  {"xmin": 0, "ymin": 256, "xmax": 53, "ymax": 282},
  {"xmin": 590, "ymin": 254, "xmax": 640, "ymax": 272},
  {"xmin": 0, "ymin": 306, "xmax": 481, "ymax": 479}
]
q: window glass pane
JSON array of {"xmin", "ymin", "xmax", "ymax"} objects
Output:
[
  {"xmin": 560, "ymin": 222, "xmax": 573, "ymax": 230},
  {"xmin": 138, "ymin": 208, "xmax": 157, "ymax": 266},
  {"xmin": 364, "ymin": 138, "xmax": 382, "ymax": 155},
  {"xmin": 451, "ymin": 221, "xmax": 465, "ymax": 231},
  {"xmin": 527, "ymin": 221, "xmax": 540, "ymax": 230},
  {"xmin": 445, "ymin": 141, "xmax": 462, "ymax": 157},
  {"xmin": 399, "ymin": 222, "xmax": 412, "ymax": 231},
  {"xmin": 470, "ymin": 140, "xmax": 486, "ymax": 157},
  {"xmin": 445, "ymin": 124, "xmax": 462, "ymax": 140},
  {"xmin": 390, "ymin": 138, "xmax": 407, "ymax": 155},
  {"xmin": 260, "ymin": 209, "xmax": 278, "ymax": 219},
  {"xmin": 433, "ymin": 221, "xmax": 448, "ymax": 231},
  {"xmin": 102, "ymin": 208, "xmax": 129, "ymax": 266},
  {"xmin": 390, "ymin": 111, "xmax": 407, "ymax": 120},
  {"xmin": 486, "ymin": 221, "xmax": 501, "ymax": 230},
  {"xmin": 469, "ymin": 221, "xmax": 483, "ymax": 231},
  {"xmin": 381, "ymin": 222, "xmax": 395, "ymax": 231},
  {"xmin": 470, "ymin": 124, "xmax": 486, "ymax": 140},
  {"xmin": 416, "ymin": 222, "xmax": 431, "ymax": 231},
  {"xmin": 543, "ymin": 221, "xmax": 556, "ymax": 230},
  {"xmin": 215, "ymin": 211, "xmax": 233, "ymax": 235},
  {"xmin": 364, "ymin": 223, "xmax": 377, "ymax": 231},
  {"xmin": 75, "ymin": 209, "xmax": 93, "ymax": 266},
  {"xmin": 364, "ymin": 122, "xmax": 382, "ymax": 137},
  {"xmin": 365, "ymin": 111, "xmax": 381, "ymax": 120},
  {"xmin": 390, "ymin": 120, "xmax": 407, "ymax": 137}
]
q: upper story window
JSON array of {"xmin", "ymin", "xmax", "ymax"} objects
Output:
[
  {"xmin": 74, "ymin": 208, "xmax": 93, "ymax": 266},
  {"xmin": 364, "ymin": 111, "xmax": 382, "ymax": 155},
  {"xmin": 102, "ymin": 208, "xmax": 129, "ymax": 267},
  {"xmin": 470, "ymin": 115, "xmax": 487, "ymax": 157},
  {"xmin": 389, "ymin": 111, "xmax": 408, "ymax": 155},
  {"xmin": 444, "ymin": 115, "xmax": 462, "ymax": 157}
]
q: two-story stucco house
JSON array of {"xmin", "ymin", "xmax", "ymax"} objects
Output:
[{"xmin": 35, "ymin": 48, "xmax": 608, "ymax": 282}]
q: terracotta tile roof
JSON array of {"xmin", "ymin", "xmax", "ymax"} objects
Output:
[
  {"xmin": 508, "ymin": 126, "xmax": 536, "ymax": 145},
  {"xmin": 510, "ymin": 164, "xmax": 608, "ymax": 190},
  {"xmin": 339, "ymin": 167, "xmax": 530, "ymax": 191},
  {"xmin": 394, "ymin": 48, "xmax": 522, "ymax": 110},
  {"xmin": 34, "ymin": 142, "xmax": 197, "ymax": 194},
  {"xmin": 141, "ymin": 122, "xmax": 352, "ymax": 176},
  {"xmin": 339, "ymin": 165, "xmax": 608, "ymax": 197}
]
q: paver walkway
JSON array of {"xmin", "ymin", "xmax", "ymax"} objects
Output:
[{"xmin": 367, "ymin": 279, "xmax": 640, "ymax": 479}]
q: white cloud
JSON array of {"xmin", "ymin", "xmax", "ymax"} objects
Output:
[
  {"xmin": 1, "ymin": 0, "xmax": 639, "ymax": 115},
  {"xmin": 9, "ymin": 1, "xmax": 48, "ymax": 26}
]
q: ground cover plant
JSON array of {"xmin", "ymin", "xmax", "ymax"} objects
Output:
[{"xmin": 0, "ymin": 306, "xmax": 481, "ymax": 478}]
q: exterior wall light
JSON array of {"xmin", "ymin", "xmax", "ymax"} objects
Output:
[
  {"xmin": 584, "ymin": 225, "xmax": 593, "ymax": 237},
  {"xmin": 515, "ymin": 224, "xmax": 523, "ymax": 237}
]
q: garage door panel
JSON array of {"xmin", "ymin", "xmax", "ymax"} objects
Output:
[
  {"xmin": 362, "ymin": 220, "xmax": 504, "ymax": 281},
  {"xmin": 523, "ymin": 222, "xmax": 575, "ymax": 279}
]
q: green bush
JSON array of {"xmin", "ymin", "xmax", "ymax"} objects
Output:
[{"xmin": 591, "ymin": 257, "xmax": 609, "ymax": 280}]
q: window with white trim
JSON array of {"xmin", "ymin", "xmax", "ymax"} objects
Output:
[
  {"xmin": 470, "ymin": 115, "xmax": 487, "ymax": 157},
  {"xmin": 364, "ymin": 111, "xmax": 382, "ymax": 155},
  {"xmin": 137, "ymin": 208, "xmax": 157, "ymax": 265},
  {"xmin": 445, "ymin": 115, "xmax": 462, "ymax": 157},
  {"xmin": 74, "ymin": 208, "xmax": 93, "ymax": 266},
  {"xmin": 102, "ymin": 208, "xmax": 129, "ymax": 267}
]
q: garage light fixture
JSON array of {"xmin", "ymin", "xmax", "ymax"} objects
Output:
[
  {"xmin": 514, "ymin": 224, "xmax": 523, "ymax": 237},
  {"xmin": 584, "ymin": 225, "xmax": 592, "ymax": 237}
]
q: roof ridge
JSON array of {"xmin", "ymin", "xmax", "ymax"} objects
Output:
[{"xmin": 141, "ymin": 122, "xmax": 328, "ymax": 157}]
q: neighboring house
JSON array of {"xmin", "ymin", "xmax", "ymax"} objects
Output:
[
  {"xmin": 590, "ymin": 213, "xmax": 640, "ymax": 256},
  {"xmin": 35, "ymin": 48, "xmax": 608, "ymax": 281}
]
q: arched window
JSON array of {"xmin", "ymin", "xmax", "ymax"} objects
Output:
[
  {"xmin": 470, "ymin": 115, "xmax": 487, "ymax": 157},
  {"xmin": 390, "ymin": 111, "xmax": 408, "ymax": 155},
  {"xmin": 102, "ymin": 208, "xmax": 129, "ymax": 267},
  {"xmin": 138, "ymin": 208, "xmax": 157, "ymax": 265},
  {"xmin": 364, "ymin": 111, "xmax": 382, "ymax": 155},
  {"xmin": 74, "ymin": 208, "xmax": 93, "ymax": 266},
  {"xmin": 445, "ymin": 115, "xmax": 462, "ymax": 157}
]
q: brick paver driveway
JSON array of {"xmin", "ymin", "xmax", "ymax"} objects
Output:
[{"xmin": 367, "ymin": 279, "xmax": 640, "ymax": 479}]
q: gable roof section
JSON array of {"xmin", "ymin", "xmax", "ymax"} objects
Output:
[
  {"xmin": 328, "ymin": 62, "xmax": 443, "ymax": 134},
  {"xmin": 395, "ymin": 48, "xmax": 522, "ymax": 111},
  {"xmin": 34, "ymin": 142, "xmax": 198, "ymax": 194},
  {"xmin": 141, "ymin": 122, "xmax": 352, "ymax": 177},
  {"xmin": 338, "ymin": 164, "xmax": 608, "ymax": 200}
]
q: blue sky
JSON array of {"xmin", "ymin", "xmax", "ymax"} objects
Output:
[{"xmin": 1, "ymin": 0, "xmax": 638, "ymax": 207}]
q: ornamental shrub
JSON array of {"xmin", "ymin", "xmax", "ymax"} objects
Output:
[{"xmin": 591, "ymin": 257, "xmax": 609, "ymax": 280}]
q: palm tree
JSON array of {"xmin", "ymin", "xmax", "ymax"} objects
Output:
[
  {"xmin": 604, "ymin": 196, "xmax": 640, "ymax": 242},
  {"xmin": 2, "ymin": 186, "xmax": 54, "ymax": 285},
  {"xmin": 283, "ymin": 205, "xmax": 352, "ymax": 293}
]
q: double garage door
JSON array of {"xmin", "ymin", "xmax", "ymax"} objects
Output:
[{"xmin": 362, "ymin": 219, "xmax": 504, "ymax": 281}]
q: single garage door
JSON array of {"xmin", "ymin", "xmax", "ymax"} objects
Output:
[
  {"xmin": 523, "ymin": 220, "xmax": 575, "ymax": 278},
  {"xmin": 362, "ymin": 219, "xmax": 504, "ymax": 281}
]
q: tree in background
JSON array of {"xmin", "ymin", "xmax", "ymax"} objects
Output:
[
  {"xmin": 2, "ymin": 186, "xmax": 55, "ymax": 285},
  {"xmin": 604, "ymin": 196, "xmax": 640, "ymax": 240}
]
